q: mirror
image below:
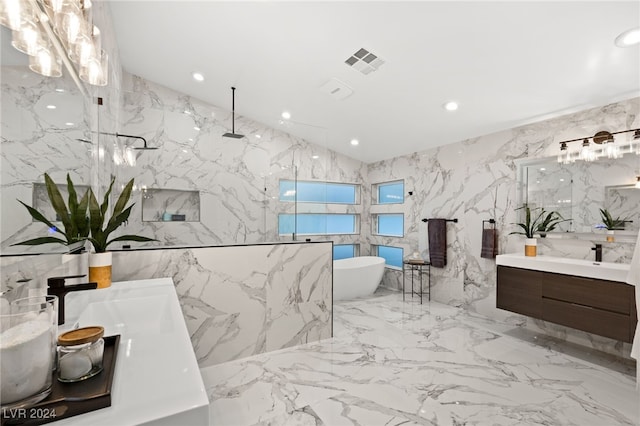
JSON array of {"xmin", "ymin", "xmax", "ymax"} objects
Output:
[
  {"xmin": 0, "ymin": 26, "xmax": 92, "ymax": 255},
  {"xmin": 519, "ymin": 153, "xmax": 640, "ymax": 238}
]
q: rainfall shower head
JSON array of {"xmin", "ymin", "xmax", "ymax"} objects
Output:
[{"xmin": 222, "ymin": 87, "xmax": 245, "ymax": 139}]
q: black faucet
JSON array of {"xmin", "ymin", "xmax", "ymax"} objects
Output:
[
  {"xmin": 47, "ymin": 274, "xmax": 97, "ymax": 325},
  {"xmin": 591, "ymin": 244, "xmax": 603, "ymax": 262}
]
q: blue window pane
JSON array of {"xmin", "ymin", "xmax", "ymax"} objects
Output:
[
  {"xmin": 377, "ymin": 214, "xmax": 403, "ymax": 236},
  {"xmin": 278, "ymin": 214, "xmax": 357, "ymax": 235},
  {"xmin": 378, "ymin": 181, "xmax": 404, "ymax": 204},
  {"xmin": 377, "ymin": 246, "xmax": 403, "ymax": 268},
  {"xmin": 279, "ymin": 180, "xmax": 357, "ymax": 204},
  {"xmin": 333, "ymin": 245, "xmax": 355, "ymax": 260}
]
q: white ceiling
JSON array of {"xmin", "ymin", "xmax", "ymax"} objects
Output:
[{"xmin": 108, "ymin": 1, "xmax": 640, "ymax": 163}]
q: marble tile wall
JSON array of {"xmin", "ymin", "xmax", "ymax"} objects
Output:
[
  {"xmin": 113, "ymin": 72, "xmax": 368, "ymax": 249},
  {"xmin": 110, "ymin": 241, "xmax": 333, "ymax": 367}
]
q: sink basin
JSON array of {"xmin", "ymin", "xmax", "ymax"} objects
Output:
[
  {"xmin": 75, "ymin": 295, "xmax": 173, "ymax": 336},
  {"xmin": 496, "ymin": 254, "xmax": 631, "ymax": 283}
]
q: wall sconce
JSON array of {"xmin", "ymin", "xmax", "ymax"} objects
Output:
[
  {"xmin": 0, "ymin": 0, "xmax": 107, "ymax": 86},
  {"xmin": 557, "ymin": 128, "xmax": 640, "ymax": 164}
]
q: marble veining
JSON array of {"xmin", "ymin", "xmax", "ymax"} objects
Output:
[
  {"xmin": 202, "ymin": 291, "xmax": 638, "ymax": 425},
  {"xmin": 111, "ymin": 242, "xmax": 332, "ymax": 367}
]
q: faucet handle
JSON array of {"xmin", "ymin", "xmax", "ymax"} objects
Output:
[{"xmin": 47, "ymin": 274, "xmax": 87, "ymax": 288}]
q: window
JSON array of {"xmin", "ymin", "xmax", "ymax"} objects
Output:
[
  {"xmin": 373, "ymin": 213, "xmax": 404, "ymax": 237},
  {"xmin": 374, "ymin": 245, "xmax": 403, "ymax": 269},
  {"xmin": 279, "ymin": 180, "xmax": 359, "ymax": 204},
  {"xmin": 374, "ymin": 180, "xmax": 404, "ymax": 204},
  {"xmin": 333, "ymin": 244, "xmax": 359, "ymax": 260},
  {"xmin": 278, "ymin": 214, "xmax": 359, "ymax": 235}
]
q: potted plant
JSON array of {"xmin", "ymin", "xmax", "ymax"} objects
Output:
[
  {"xmin": 12, "ymin": 173, "xmax": 90, "ymax": 249},
  {"xmin": 510, "ymin": 205, "xmax": 565, "ymax": 256},
  {"xmin": 599, "ymin": 208, "xmax": 629, "ymax": 242},
  {"xmin": 87, "ymin": 176, "xmax": 156, "ymax": 288}
]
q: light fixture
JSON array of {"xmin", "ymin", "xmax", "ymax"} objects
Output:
[
  {"xmin": 191, "ymin": 71, "xmax": 204, "ymax": 82},
  {"xmin": 193, "ymin": 126, "xmax": 200, "ymax": 131},
  {"xmin": 65, "ymin": 122, "xmax": 74, "ymax": 126},
  {"xmin": 46, "ymin": 104, "xmax": 56, "ymax": 109},
  {"xmin": 443, "ymin": 101, "xmax": 458, "ymax": 111},
  {"xmin": 0, "ymin": 0, "xmax": 107, "ymax": 85},
  {"xmin": 557, "ymin": 128, "xmax": 639, "ymax": 164},
  {"xmin": 255, "ymin": 134, "xmax": 261, "ymax": 139},
  {"xmin": 281, "ymin": 111, "xmax": 291, "ymax": 120},
  {"xmin": 350, "ymin": 139, "xmax": 359, "ymax": 146},
  {"xmin": 615, "ymin": 27, "xmax": 640, "ymax": 47},
  {"xmin": 312, "ymin": 155, "xmax": 319, "ymax": 159}
]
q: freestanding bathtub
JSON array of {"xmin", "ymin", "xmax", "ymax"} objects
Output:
[{"xmin": 333, "ymin": 256, "xmax": 385, "ymax": 300}]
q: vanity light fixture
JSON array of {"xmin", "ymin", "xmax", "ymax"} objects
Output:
[
  {"xmin": 615, "ymin": 27, "xmax": 640, "ymax": 47},
  {"xmin": 557, "ymin": 128, "xmax": 640, "ymax": 165},
  {"xmin": 0, "ymin": 0, "xmax": 107, "ymax": 86}
]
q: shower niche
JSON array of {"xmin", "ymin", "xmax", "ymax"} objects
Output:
[{"xmin": 141, "ymin": 188, "xmax": 200, "ymax": 222}]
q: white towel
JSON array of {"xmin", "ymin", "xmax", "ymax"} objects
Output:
[{"xmin": 626, "ymin": 231, "xmax": 640, "ymax": 387}]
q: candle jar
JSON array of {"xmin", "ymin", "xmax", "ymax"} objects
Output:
[{"xmin": 57, "ymin": 326, "xmax": 104, "ymax": 383}]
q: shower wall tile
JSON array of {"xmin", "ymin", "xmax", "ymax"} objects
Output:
[{"xmin": 111, "ymin": 241, "xmax": 332, "ymax": 367}]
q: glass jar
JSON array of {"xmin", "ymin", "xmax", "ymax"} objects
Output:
[{"xmin": 57, "ymin": 326, "xmax": 104, "ymax": 383}]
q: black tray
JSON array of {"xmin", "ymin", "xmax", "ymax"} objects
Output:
[{"xmin": 1, "ymin": 335, "xmax": 120, "ymax": 426}]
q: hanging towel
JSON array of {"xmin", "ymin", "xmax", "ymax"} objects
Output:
[
  {"xmin": 626, "ymin": 231, "xmax": 640, "ymax": 387},
  {"xmin": 480, "ymin": 228, "xmax": 498, "ymax": 259},
  {"xmin": 428, "ymin": 219, "xmax": 447, "ymax": 268}
]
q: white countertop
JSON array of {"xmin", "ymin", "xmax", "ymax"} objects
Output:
[
  {"xmin": 496, "ymin": 253, "xmax": 631, "ymax": 283},
  {"xmin": 56, "ymin": 278, "xmax": 209, "ymax": 425}
]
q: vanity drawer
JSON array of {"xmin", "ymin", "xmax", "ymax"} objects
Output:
[
  {"xmin": 542, "ymin": 272, "xmax": 632, "ymax": 315},
  {"xmin": 497, "ymin": 266, "xmax": 542, "ymax": 318},
  {"xmin": 542, "ymin": 298, "xmax": 632, "ymax": 342}
]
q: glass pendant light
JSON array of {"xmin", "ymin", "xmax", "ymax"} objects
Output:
[
  {"xmin": 79, "ymin": 48, "xmax": 107, "ymax": 86},
  {"xmin": 0, "ymin": 0, "xmax": 33, "ymax": 31},
  {"xmin": 578, "ymin": 138, "xmax": 595, "ymax": 162},
  {"xmin": 11, "ymin": 20, "xmax": 45, "ymax": 56},
  {"xmin": 29, "ymin": 46, "xmax": 62, "ymax": 77}
]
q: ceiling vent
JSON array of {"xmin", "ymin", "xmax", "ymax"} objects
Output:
[
  {"xmin": 319, "ymin": 78, "xmax": 354, "ymax": 100},
  {"xmin": 345, "ymin": 48, "xmax": 385, "ymax": 75}
]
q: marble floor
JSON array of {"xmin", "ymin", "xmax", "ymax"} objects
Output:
[{"xmin": 201, "ymin": 290, "xmax": 639, "ymax": 425}]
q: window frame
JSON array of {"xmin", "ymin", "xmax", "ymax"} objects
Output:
[
  {"xmin": 277, "ymin": 213, "xmax": 361, "ymax": 236},
  {"xmin": 278, "ymin": 179, "xmax": 361, "ymax": 205},
  {"xmin": 372, "ymin": 213, "xmax": 405, "ymax": 237},
  {"xmin": 372, "ymin": 179, "xmax": 405, "ymax": 205}
]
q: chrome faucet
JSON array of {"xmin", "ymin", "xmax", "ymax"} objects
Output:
[
  {"xmin": 591, "ymin": 244, "xmax": 603, "ymax": 262},
  {"xmin": 47, "ymin": 274, "xmax": 97, "ymax": 325}
]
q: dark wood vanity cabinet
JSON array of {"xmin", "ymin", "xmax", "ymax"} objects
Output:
[{"xmin": 497, "ymin": 266, "xmax": 637, "ymax": 343}]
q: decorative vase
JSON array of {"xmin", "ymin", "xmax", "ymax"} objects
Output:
[
  {"xmin": 606, "ymin": 230, "xmax": 615, "ymax": 243},
  {"xmin": 524, "ymin": 238, "xmax": 537, "ymax": 257},
  {"xmin": 89, "ymin": 252, "xmax": 112, "ymax": 289}
]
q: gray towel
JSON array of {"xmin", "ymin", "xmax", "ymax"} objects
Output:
[
  {"xmin": 480, "ymin": 228, "xmax": 497, "ymax": 259},
  {"xmin": 428, "ymin": 219, "xmax": 447, "ymax": 268}
]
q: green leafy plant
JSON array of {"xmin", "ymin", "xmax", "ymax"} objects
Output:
[
  {"xmin": 599, "ymin": 208, "xmax": 629, "ymax": 231},
  {"xmin": 510, "ymin": 205, "xmax": 568, "ymax": 238},
  {"xmin": 12, "ymin": 173, "xmax": 90, "ymax": 248},
  {"xmin": 88, "ymin": 176, "xmax": 156, "ymax": 253}
]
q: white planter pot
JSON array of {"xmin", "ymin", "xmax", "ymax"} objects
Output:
[
  {"xmin": 525, "ymin": 238, "xmax": 537, "ymax": 257},
  {"xmin": 606, "ymin": 230, "xmax": 615, "ymax": 242},
  {"xmin": 89, "ymin": 252, "xmax": 112, "ymax": 289}
]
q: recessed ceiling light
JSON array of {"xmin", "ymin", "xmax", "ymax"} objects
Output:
[
  {"xmin": 540, "ymin": 167, "xmax": 546, "ymax": 171},
  {"xmin": 65, "ymin": 122, "xmax": 74, "ymax": 126},
  {"xmin": 615, "ymin": 27, "xmax": 640, "ymax": 47},
  {"xmin": 46, "ymin": 105, "xmax": 56, "ymax": 109},
  {"xmin": 182, "ymin": 149, "xmax": 188, "ymax": 153},
  {"xmin": 55, "ymin": 88, "xmax": 64, "ymax": 93},
  {"xmin": 350, "ymin": 139, "xmax": 359, "ymax": 146},
  {"xmin": 312, "ymin": 155, "xmax": 319, "ymax": 159},
  {"xmin": 183, "ymin": 110, "xmax": 191, "ymax": 115},
  {"xmin": 255, "ymin": 134, "xmax": 261, "ymax": 139},
  {"xmin": 188, "ymin": 138, "xmax": 193, "ymax": 142},
  {"xmin": 281, "ymin": 111, "xmax": 291, "ymax": 120},
  {"xmin": 193, "ymin": 126, "xmax": 200, "ymax": 131},
  {"xmin": 191, "ymin": 72, "xmax": 205, "ymax": 82},
  {"xmin": 443, "ymin": 101, "xmax": 458, "ymax": 111}
]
